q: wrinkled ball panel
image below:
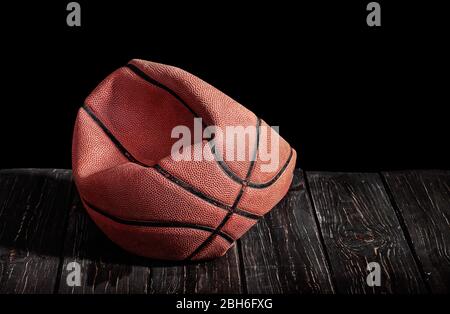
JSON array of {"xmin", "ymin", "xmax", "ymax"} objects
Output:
[{"xmin": 72, "ymin": 59, "xmax": 296, "ymax": 261}]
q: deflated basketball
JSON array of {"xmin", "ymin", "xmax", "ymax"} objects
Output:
[{"xmin": 72, "ymin": 59, "xmax": 296, "ymax": 261}]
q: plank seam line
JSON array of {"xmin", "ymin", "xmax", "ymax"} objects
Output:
[
  {"xmin": 303, "ymin": 171, "xmax": 338, "ymax": 293},
  {"xmin": 53, "ymin": 175, "xmax": 75, "ymax": 294},
  {"xmin": 236, "ymin": 239, "xmax": 249, "ymax": 294},
  {"xmin": 379, "ymin": 172, "xmax": 432, "ymax": 293}
]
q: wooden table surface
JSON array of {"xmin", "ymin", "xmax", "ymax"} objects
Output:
[{"xmin": 0, "ymin": 168, "xmax": 448, "ymax": 294}]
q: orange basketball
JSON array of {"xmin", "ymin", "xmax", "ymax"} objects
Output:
[{"xmin": 72, "ymin": 59, "xmax": 296, "ymax": 260}]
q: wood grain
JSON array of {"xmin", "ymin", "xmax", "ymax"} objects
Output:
[
  {"xmin": 307, "ymin": 172, "xmax": 427, "ymax": 294},
  {"xmin": 149, "ymin": 245, "xmax": 242, "ymax": 294},
  {"xmin": 0, "ymin": 169, "xmax": 73, "ymax": 293},
  {"xmin": 57, "ymin": 194, "xmax": 151, "ymax": 294},
  {"xmin": 239, "ymin": 169, "xmax": 335, "ymax": 293},
  {"xmin": 1, "ymin": 168, "xmax": 446, "ymax": 294},
  {"xmin": 382, "ymin": 170, "xmax": 450, "ymax": 293}
]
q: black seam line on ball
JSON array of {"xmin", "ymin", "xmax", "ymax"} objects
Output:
[
  {"xmin": 210, "ymin": 144, "xmax": 293, "ymax": 188},
  {"xmin": 81, "ymin": 105, "xmax": 148, "ymax": 167},
  {"xmin": 153, "ymin": 165, "xmax": 261, "ymax": 220},
  {"xmin": 187, "ymin": 135, "xmax": 254, "ymax": 261},
  {"xmin": 247, "ymin": 148, "xmax": 294, "ymax": 188},
  {"xmin": 245, "ymin": 118, "xmax": 261, "ymax": 179},
  {"xmin": 83, "ymin": 199, "xmax": 234, "ymax": 244},
  {"xmin": 81, "ymin": 105, "xmax": 261, "ymax": 221},
  {"xmin": 207, "ymin": 117, "xmax": 260, "ymax": 184},
  {"xmin": 125, "ymin": 63, "xmax": 201, "ymax": 119},
  {"xmin": 125, "ymin": 63, "xmax": 287, "ymax": 187},
  {"xmin": 186, "ymin": 185, "xmax": 246, "ymax": 261}
]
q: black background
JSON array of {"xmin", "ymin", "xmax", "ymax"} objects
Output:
[{"xmin": 1, "ymin": 1, "xmax": 448, "ymax": 171}]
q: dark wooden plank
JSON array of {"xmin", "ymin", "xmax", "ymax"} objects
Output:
[
  {"xmin": 0, "ymin": 169, "xmax": 73, "ymax": 293},
  {"xmin": 149, "ymin": 245, "xmax": 243, "ymax": 294},
  {"xmin": 239, "ymin": 169, "xmax": 335, "ymax": 294},
  {"xmin": 307, "ymin": 172, "xmax": 427, "ymax": 294},
  {"xmin": 58, "ymin": 179, "xmax": 242, "ymax": 294},
  {"xmin": 382, "ymin": 170, "xmax": 450, "ymax": 293},
  {"xmin": 57, "ymin": 194, "xmax": 151, "ymax": 294}
]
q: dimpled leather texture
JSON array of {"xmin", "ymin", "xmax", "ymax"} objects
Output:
[{"xmin": 72, "ymin": 59, "xmax": 296, "ymax": 261}]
